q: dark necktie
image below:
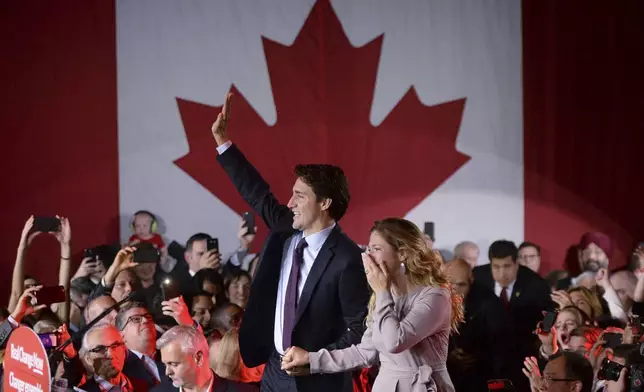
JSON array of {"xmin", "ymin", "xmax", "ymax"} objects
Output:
[
  {"xmin": 500, "ymin": 286, "xmax": 510, "ymax": 309},
  {"xmin": 283, "ymin": 238, "xmax": 308, "ymax": 350}
]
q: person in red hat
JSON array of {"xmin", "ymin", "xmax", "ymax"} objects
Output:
[{"xmin": 577, "ymin": 232, "xmax": 612, "ymax": 272}]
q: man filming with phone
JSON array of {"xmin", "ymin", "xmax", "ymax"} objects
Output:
[{"xmin": 91, "ymin": 245, "xmax": 179, "ymax": 327}]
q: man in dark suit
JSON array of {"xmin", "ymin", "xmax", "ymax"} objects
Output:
[
  {"xmin": 116, "ymin": 299, "xmax": 198, "ymax": 390},
  {"xmin": 68, "ymin": 324, "xmax": 149, "ymax": 392},
  {"xmin": 445, "ymin": 259, "xmax": 513, "ymax": 392},
  {"xmin": 211, "ymin": 93, "xmax": 371, "ymax": 392},
  {"xmin": 472, "ymin": 240, "xmax": 554, "ymax": 391},
  {"xmin": 153, "ymin": 325, "xmax": 256, "ymax": 392}
]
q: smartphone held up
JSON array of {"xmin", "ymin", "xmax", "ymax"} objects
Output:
[
  {"xmin": 32, "ymin": 285, "xmax": 66, "ymax": 307},
  {"xmin": 242, "ymin": 212, "xmax": 256, "ymax": 235},
  {"xmin": 33, "ymin": 216, "xmax": 61, "ymax": 233}
]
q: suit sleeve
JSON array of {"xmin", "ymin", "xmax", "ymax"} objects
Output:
[
  {"xmin": 216, "ymin": 143, "xmax": 292, "ymax": 230},
  {"xmin": 62, "ymin": 355, "xmax": 87, "ymax": 387},
  {"xmin": 324, "ymin": 252, "xmax": 370, "ymax": 351},
  {"xmin": 0, "ymin": 319, "xmax": 14, "ymax": 349}
]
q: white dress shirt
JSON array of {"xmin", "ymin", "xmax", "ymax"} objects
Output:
[
  {"xmin": 130, "ymin": 349, "xmax": 161, "ymax": 382},
  {"xmin": 216, "ymin": 141, "xmax": 336, "ymax": 354},
  {"xmin": 494, "ymin": 280, "xmax": 516, "ymax": 300},
  {"xmin": 273, "ymin": 225, "xmax": 335, "ymax": 353}
]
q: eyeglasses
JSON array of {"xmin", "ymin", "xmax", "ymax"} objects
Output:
[
  {"xmin": 88, "ymin": 341, "xmax": 125, "ymax": 355},
  {"xmin": 543, "ymin": 375, "xmax": 578, "ymax": 385},
  {"xmin": 121, "ymin": 313, "xmax": 154, "ymax": 330}
]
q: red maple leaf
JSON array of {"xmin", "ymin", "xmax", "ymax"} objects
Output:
[{"xmin": 174, "ymin": 0, "xmax": 469, "ymax": 247}]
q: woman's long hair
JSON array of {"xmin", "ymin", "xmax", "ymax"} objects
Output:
[
  {"xmin": 365, "ymin": 218, "xmax": 464, "ymax": 333},
  {"xmin": 567, "ymin": 286, "xmax": 603, "ymax": 320},
  {"xmin": 213, "ymin": 328, "xmax": 242, "ymax": 381}
]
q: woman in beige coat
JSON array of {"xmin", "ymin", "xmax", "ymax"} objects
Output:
[{"xmin": 281, "ymin": 218, "xmax": 463, "ymax": 392}]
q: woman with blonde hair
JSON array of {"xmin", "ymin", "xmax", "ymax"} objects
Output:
[
  {"xmin": 551, "ymin": 286, "xmax": 604, "ymax": 320},
  {"xmin": 281, "ymin": 218, "xmax": 463, "ymax": 392}
]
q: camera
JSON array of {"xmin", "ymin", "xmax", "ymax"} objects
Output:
[
  {"xmin": 84, "ymin": 247, "xmax": 97, "ymax": 260},
  {"xmin": 38, "ymin": 332, "xmax": 61, "ymax": 349},
  {"xmin": 598, "ymin": 358, "xmax": 625, "ymax": 382},
  {"xmin": 597, "ymin": 345, "xmax": 644, "ymax": 391}
]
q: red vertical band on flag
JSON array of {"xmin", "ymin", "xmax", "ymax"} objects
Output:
[{"xmin": 0, "ymin": 1, "xmax": 119, "ymax": 302}]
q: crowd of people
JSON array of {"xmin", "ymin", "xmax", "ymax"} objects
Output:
[{"xmin": 1, "ymin": 92, "xmax": 643, "ymax": 392}]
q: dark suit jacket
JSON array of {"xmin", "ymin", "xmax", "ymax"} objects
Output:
[
  {"xmin": 62, "ymin": 350, "xmax": 170, "ymax": 391},
  {"xmin": 473, "ymin": 264, "xmax": 554, "ymax": 341},
  {"xmin": 448, "ymin": 282, "xmax": 513, "ymax": 392},
  {"xmin": 123, "ymin": 349, "xmax": 174, "ymax": 390},
  {"xmin": 472, "ymin": 263, "xmax": 554, "ymax": 390},
  {"xmin": 150, "ymin": 370, "xmax": 258, "ymax": 392},
  {"xmin": 217, "ymin": 144, "xmax": 371, "ymax": 392},
  {"xmin": 0, "ymin": 319, "xmax": 14, "ymax": 349}
]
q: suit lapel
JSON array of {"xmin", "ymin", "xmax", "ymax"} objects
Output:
[
  {"xmin": 155, "ymin": 354, "xmax": 167, "ymax": 384},
  {"xmin": 294, "ymin": 226, "xmax": 340, "ymax": 324},
  {"xmin": 510, "ymin": 268, "xmax": 525, "ymax": 305}
]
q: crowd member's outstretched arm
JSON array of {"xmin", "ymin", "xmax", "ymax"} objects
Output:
[
  {"xmin": 52, "ymin": 217, "xmax": 72, "ymax": 323},
  {"xmin": 8, "ymin": 216, "xmax": 39, "ymax": 312},
  {"xmin": 212, "ymin": 93, "xmax": 293, "ymax": 231}
]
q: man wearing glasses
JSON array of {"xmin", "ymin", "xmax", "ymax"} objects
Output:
[
  {"xmin": 116, "ymin": 297, "xmax": 196, "ymax": 390},
  {"xmin": 518, "ymin": 242, "xmax": 542, "ymax": 274},
  {"xmin": 525, "ymin": 351, "xmax": 593, "ymax": 392},
  {"xmin": 73, "ymin": 323, "xmax": 148, "ymax": 391}
]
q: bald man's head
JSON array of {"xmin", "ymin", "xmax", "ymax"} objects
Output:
[
  {"xmin": 610, "ymin": 270, "xmax": 637, "ymax": 311},
  {"xmin": 444, "ymin": 259, "xmax": 473, "ymax": 297},
  {"xmin": 85, "ymin": 295, "xmax": 118, "ymax": 325},
  {"xmin": 454, "ymin": 241, "xmax": 479, "ymax": 269}
]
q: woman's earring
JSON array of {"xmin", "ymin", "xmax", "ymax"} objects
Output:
[{"xmin": 400, "ymin": 262, "xmax": 406, "ymax": 275}]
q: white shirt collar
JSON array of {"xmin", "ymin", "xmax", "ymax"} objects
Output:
[
  {"xmin": 95, "ymin": 374, "xmax": 131, "ymax": 391},
  {"xmin": 494, "ymin": 279, "xmax": 517, "ymax": 298},
  {"xmin": 179, "ymin": 370, "xmax": 214, "ymax": 392},
  {"xmin": 130, "ymin": 349, "xmax": 155, "ymax": 360},
  {"xmin": 301, "ymin": 223, "xmax": 336, "ymax": 251}
]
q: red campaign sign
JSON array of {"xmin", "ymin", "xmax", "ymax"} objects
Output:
[{"xmin": 3, "ymin": 326, "xmax": 51, "ymax": 392}]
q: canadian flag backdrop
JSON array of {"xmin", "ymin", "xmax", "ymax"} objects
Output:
[{"xmin": 1, "ymin": 0, "xmax": 643, "ymax": 302}]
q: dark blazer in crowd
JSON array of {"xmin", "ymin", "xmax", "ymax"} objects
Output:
[
  {"xmin": 150, "ymin": 370, "xmax": 259, "ymax": 392},
  {"xmin": 217, "ymin": 144, "xmax": 371, "ymax": 392},
  {"xmin": 123, "ymin": 349, "xmax": 175, "ymax": 390},
  {"xmin": 448, "ymin": 281, "xmax": 513, "ymax": 392},
  {"xmin": 0, "ymin": 319, "xmax": 13, "ymax": 349},
  {"xmin": 472, "ymin": 263, "xmax": 554, "ymax": 391},
  {"xmin": 62, "ymin": 349, "xmax": 172, "ymax": 391}
]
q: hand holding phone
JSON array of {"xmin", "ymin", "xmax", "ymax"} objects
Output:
[
  {"xmin": 38, "ymin": 332, "xmax": 60, "ymax": 349},
  {"xmin": 33, "ymin": 285, "xmax": 66, "ymax": 306},
  {"xmin": 602, "ymin": 332, "xmax": 623, "ymax": 349},
  {"xmin": 541, "ymin": 311, "xmax": 558, "ymax": 333},
  {"xmin": 33, "ymin": 216, "xmax": 61, "ymax": 233},
  {"xmin": 161, "ymin": 278, "xmax": 181, "ymax": 301},
  {"xmin": 242, "ymin": 212, "xmax": 256, "ymax": 235},
  {"xmin": 133, "ymin": 243, "xmax": 161, "ymax": 263},
  {"xmin": 207, "ymin": 238, "xmax": 219, "ymax": 253},
  {"xmin": 423, "ymin": 222, "xmax": 435, "ymax": 242}
]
